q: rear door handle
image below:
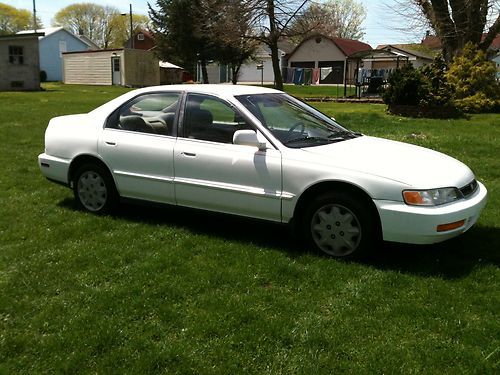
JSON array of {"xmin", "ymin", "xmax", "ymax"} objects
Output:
[
  {"xmin": 181, "ymin": 151, "xmax": 196, "ymax": 157},
  {"xmin": 105, "ymin": 141, "xmax": 116, "ymax": 146}
]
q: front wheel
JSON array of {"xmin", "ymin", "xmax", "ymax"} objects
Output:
[
  {"xmin": 303, "ymin": 191, "xmax": 379, "ymax": 258},
  {"xmin": 73, "ymin": 164, "xmax": 117, "ymax": 214}
]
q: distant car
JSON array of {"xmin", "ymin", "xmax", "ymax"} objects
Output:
[{"xmin": 38, "ymin": 85, "xmax": 487, "ymax": 258}]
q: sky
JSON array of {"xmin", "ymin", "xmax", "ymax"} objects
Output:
[{"xmin": 3, "ymin": 0, "xmax": 424, "ymax": 48}]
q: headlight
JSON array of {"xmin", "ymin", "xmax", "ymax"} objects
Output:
[{"xmin": 403, "ymin": 188, "xmax": 461, "ymax": 206}]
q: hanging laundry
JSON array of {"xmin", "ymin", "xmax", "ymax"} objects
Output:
[
  {"xmin": 287, "ymin": 67, "xmax": 294, "ymax": 84},
  {"xmin": 304, "ymin": 69, "xmax": 312, "ymax": 85},
  {"xmin": 320, "ymin": 67, "xmax": 332, "ymax": 81},
  {"xmin": 294, "ymin": 68, "xmax": 304, "ymax": 85},
  {"xmin": 312, "ymin": 68, "xmax": 320, "ymax": 85}
]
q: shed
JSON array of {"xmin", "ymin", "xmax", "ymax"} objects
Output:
[
  {"xmin": 0, "ymin": 33, "xmax": 42, "ymax": 91},
  {"xmin": 62, "ymin": 48, "xmax": 161, "ymax": 87},
  {"xmin": 17, "ymin": 27, "xmax": 97, "ymax": 81}
]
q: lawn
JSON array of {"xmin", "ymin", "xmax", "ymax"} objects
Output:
[{"xmin": 1, "ymin": 83, "xmax": 499, "ymax": 374}]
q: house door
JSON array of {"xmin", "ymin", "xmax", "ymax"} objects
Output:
[{"xmin": 111, "ymin": 56, "xmax": 121, "ymax": 85}]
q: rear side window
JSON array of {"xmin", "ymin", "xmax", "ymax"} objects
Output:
[{"xmin": 106, "ymin": 92, "xmax": 180, "ymax": 136}]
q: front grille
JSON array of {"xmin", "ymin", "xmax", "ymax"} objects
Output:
[{"xmin": 460, "ymin": 179, "xmax": 478, "ymax": 198}]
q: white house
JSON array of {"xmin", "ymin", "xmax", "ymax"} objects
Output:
[
  {"xmin": 202, "ymin": 43, "xmax": 290, "ymax": 84},
  {"xmin": 375, "ymin": 45, "xmax": 434, "ymax": 69}
]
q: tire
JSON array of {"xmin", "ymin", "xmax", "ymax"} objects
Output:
[
  {"xmin": 303, "ymin": 191, "xmax": 379, "ymax": 259},
  {"xmin": 73, "ymin": 163, "xmax": 117, "ymax": 214}
]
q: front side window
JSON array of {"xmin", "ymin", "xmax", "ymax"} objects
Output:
[
  {"xmin": 236, "ymin": 93, "xmax": 361, "ymax": 148},
  {"xmin": 106, "ymin": 92, "xmax": 180, "ymax": 135},
  {"xmin": 9, "ymin": 46, "xmax": 24, "ymax": 64},
  {"xmin": 182, "ymin": 94, "xmax": 251, "ymax": 144}
]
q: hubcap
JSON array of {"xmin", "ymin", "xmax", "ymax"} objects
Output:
[
  {"xmin": 77, "ymin": 171, "xmax": 107, "ymax": 211},
  {"xmin": 311, "ymin": 204, "xmax": 361, "ymax": 256}
]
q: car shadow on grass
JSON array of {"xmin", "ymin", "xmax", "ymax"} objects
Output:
[
  {"xmin": 59, "ymin": 198, "xmax": 499, "ymax": 279},
  {"xmin": 363, "ymin": 226, "xmax": 500, "ymax": 279}
]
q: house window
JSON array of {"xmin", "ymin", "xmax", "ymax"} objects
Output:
[
  {"xmin": 11, "ymin": 81, "xmax": 24, "ymax": 88},
  {"xmin": 9, "ymin": 46, "xmax": 24, "ymax": 64},
  {"xmin": 137, "ymin": 33, "xmax": 145, "ymax": 41}
]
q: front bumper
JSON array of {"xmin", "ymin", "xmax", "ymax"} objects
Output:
[
  {"xmin": 38, "ymin": 153, "xmax": 71, "ymax": 186},
  {"xmin": 375, "ymin": 181, "xmax": 488, "ymax": 244}
]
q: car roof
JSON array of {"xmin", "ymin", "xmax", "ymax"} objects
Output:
[
  {"xmin": 132, "ymin": 84, "xmax": 282, "ymax": 96},
  {"xmin": 90, "ymin": 84, "xmax": 283, "ymax": 116}
]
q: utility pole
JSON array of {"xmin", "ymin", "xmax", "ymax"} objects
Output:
[
  {"xmin": 122, "ymin": 4, "xmax": 134, "ymax": 49},
  {"xmin": 32, "ymin": 0, "xmax": 37, "ymax": 32},
  {"xmin": 129, "ymin": 4, "xmax": 134, "ymax": 49}
]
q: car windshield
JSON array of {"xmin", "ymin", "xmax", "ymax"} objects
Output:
[{"xmin": 235, "ymin": 93, "xmax": 360, "ymax": 148}]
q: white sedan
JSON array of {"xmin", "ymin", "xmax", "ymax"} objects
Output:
[{"xmin": 38, "ymin": 85, "xmax": 487, "ymax": 258}]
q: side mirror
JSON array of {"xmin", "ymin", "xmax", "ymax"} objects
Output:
[{"xmin": 233, "ymin": 130, "xmax": 267, "ymax": 151}]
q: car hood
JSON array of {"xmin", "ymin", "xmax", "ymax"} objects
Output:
[{"xmin": 301, "ymin": 136, "xmax": 474, "ymax": 188}]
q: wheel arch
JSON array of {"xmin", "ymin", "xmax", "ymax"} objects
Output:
[
  {"xmin": 293, "ymin": 181, "xmax": 382, "ymax": 235},
  {"xmin": 68, "ymin": 154, "xmax": 115, "ymax": 189}
]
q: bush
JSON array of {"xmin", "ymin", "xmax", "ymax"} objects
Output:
[
  {"xmin": 382, "ymin": 64, "xmax": 427, "ymax": 106},
  {"xmin": 40, "ymin": 70, "xmax": 47, "ymax": 83},
  {"xmin": 382, "ymin": 56, "xmax": 459, "ymax": 117},
  {"xmin": 420, "ymin": 54, "xmax": 454, "ymax": 108},
  {"xmin": 383, "ymin": 45, "xmax": 500, "ymax": 116},
  {"xmin": 454, "ymin": 92, "xmax": 500, "ymax": 113},
  {"xmin": 446, "ymin": 43, "xmax": 500, "ymax": 113}
]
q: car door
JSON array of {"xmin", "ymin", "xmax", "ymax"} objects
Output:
[
  {"xmin": 98, "ymin": 92, "xmax": 180, "ymax": 204},
  {"xmin": 174, "ymin": 93, "xmax": 283, "ymax": 222}
]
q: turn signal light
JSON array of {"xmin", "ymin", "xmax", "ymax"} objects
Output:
[{"xmin": 437, "ymin": 220, "xmax": 465, "ymax": 232}]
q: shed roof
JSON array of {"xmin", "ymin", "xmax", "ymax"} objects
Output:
[
  {"xmin": 17, "ymin": 27, "xmax": 97, "ymax": 49},
  {"xmin": 377, "ymin": 44, "xmax": 434, "ymax": 60},
  {"xmin": 287, "ymin": 34, "xmax": 372, "ymax": 59}
]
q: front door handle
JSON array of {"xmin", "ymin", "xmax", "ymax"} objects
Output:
[
  {"xmin": 105, "ymin": 141, "xmax": 116, "ymax": 146},
  {"xmin": 181, "ymin": 151, "xmax": 196, "ymax": 157}
]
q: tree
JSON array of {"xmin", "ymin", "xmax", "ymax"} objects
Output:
[
  {"xmin": 0, "ymin": 2, "xmax": 42, "ymax": 35},
  {"xmin": 107, "ymin": 13, "xmax": 150, "ymax": 48},
  {"xmin": 248, "ymin": 0, "xmax": 311, "ymax": 90},
  {"xmin": 408, "ymin": 0, "xmax": 500, "ymax": 61},
  {"xmin": 151, "ymin": 0, "xmax": 257, "ymax": 84},
  {"xmin": 150, "ymin": 0, "xmax": 214, "ymax": 82},
  {"xmin": 200, "ymin": 0, "xmax": 259, "ymax": 84},
  {"xmin": 53, "ymin": 2, "xmax": 140, "ymax": 49},
  {"xmin": 288, "ymin": 0, "xmax": 366, "ymax": 42}
]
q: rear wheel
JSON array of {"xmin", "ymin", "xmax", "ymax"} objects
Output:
[
  {"xmin": 303, "ymin": 191, "xmax": 379, "ymax": 258},
  {"xmin": 73, "ymin": 163, "xmax": 117, "ymax": 214}
]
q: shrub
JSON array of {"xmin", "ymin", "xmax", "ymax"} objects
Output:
[
  {"xmin": 40, "ymin": 70, "xmax": 47, "ymax": 83},
  {"xmin": 382, "ymin": 64, "xmax": 427, "ymax": 106},
  {"xmin": 446, "ymin": 43, "xmax": 500, "ymax": 113},
  {"xmin": 382, "ymin": 56, "xmax": 459, "ymax": 117},
  {"xmin": 420, "ymin": 54, "xmax": 454, "ymax": 108}
]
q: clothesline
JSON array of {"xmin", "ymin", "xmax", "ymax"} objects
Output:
[
  {"xmin": 281, "ymin": 66, "xmax": 397, "ymax": 85},
  {"xmin": 282, "ymin": 67, "xmax": 335, "ymax": 85},
  {"xmin": 357, "ymin": 68, "xmax": 395, "ymax": 83}
]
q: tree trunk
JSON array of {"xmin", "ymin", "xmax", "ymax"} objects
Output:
[
  {"xmin": 416, "ymin": 0, "xmax": 500, "ymax": 61},
  {"xmin": 200, "ymin": 59, "xmax": 209, "ymax": 84},
  {"xmin": 231, "ymin": 63, "xmax": 242, "ymax": 85},
  {"xmin": 267, "ymin": 0, "xmax": 283, "ymax": 90},
  {"xmin": 269, "ymin": 39, "xmax": 283, "ymax": 90}
]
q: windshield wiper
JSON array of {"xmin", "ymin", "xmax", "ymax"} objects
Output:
[
  {"xmin": 283, "ymin": 136, "xmax": 332, "ymax": 145},
  {"xmin": 328, "ymin": 130, "xmax": 362, "ymax": 139}
]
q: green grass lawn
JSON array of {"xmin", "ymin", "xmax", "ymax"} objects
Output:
[{"xmin": 1, "ymin": 83, "xmax": 499, "ymax": 374}]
